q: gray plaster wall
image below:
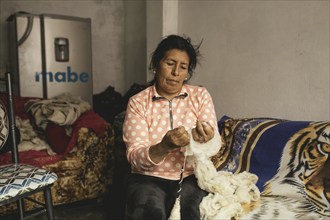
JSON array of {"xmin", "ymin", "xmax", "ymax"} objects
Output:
[{"xmin": 178, "ymin": 0, "xmax": 329, "ymax": 121}]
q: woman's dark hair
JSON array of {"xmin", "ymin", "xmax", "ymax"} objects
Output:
[{"xmin": 149, "ymin": 35, "xmax": 202, "ymax": 80}]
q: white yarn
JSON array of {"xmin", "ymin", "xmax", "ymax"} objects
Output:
[
  {"xmin": 168, "ymin": 196, "xmax": 181, "ymax": 220},
  {"xmin": 168, "ymin": 130, "xmax": 260, "ymax": 220}
]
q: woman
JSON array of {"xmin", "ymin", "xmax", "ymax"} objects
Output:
[{"xmin": 123, "ymin": 35, "xmax": 219, "ymax": 220}]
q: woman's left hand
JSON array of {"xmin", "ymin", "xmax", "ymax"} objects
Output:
[{"xmin": 192, "ymin": 121, "xmax": 214, "ymax": 143}]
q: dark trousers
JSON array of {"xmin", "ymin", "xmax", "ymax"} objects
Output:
[{"xmin": 126, "ymin": 174, "xmax": 207, "ymax": 220}]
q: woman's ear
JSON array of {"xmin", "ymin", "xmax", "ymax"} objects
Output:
[{"xmin": 185, "ymin": 73, "xmax": 192, "ymax": 81}]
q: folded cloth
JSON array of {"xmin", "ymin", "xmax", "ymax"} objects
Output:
[
  {"xmin": 25, "ymin": 92, "xmax": 91, "ymax": 129},
  {"xmin": 15, "ymin": 117, "xmax": 54, "ymax": 154}
]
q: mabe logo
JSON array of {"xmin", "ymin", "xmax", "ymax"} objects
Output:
[{"xmin": 35, "ymin": 66, "xmax": 90, "ymax": 83}]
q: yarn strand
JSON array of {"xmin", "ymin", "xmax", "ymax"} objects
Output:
[{"xmin": 168, "ymin": 150, "xmax": 187, "ymax": 220}]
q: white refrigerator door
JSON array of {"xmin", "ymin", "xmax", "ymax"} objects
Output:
[{"xmin": 42, "ymin": 14, "xmax": 93, "ymax": 105}]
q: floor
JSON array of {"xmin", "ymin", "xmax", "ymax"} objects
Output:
[{"xmin": 1, "ymin": 197, "xmax": 123, "ymax": 220}]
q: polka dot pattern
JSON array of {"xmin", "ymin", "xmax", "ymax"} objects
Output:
[{"xmin": 123, "ymin": 84, "xmax": 218, "ymax": 180}]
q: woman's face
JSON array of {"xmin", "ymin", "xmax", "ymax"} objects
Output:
[{"xmin": 155, "ymin": 49, "xmax": 189, "ymax": 100}]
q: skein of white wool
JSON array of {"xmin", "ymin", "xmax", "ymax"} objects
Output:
[
  {"xmin": 168, "ymin": 129, "xmax": 222, "ymax": 220},
  {"xmin": 168, "ymin": 128, "xmax": 260, "ymax": 220},
  {"xmin": 168, "ymin": 196, "xmax": 181, "ymax": 220},
  {"xmin": 197, "ymin": 170, "xmax": 260, "ymax": 220},
  {"xmin": 190, "ymin": 139, "xmax": 260, "ymax": 219},
  {"xmin": 199, "ymin": 193, "xmax": 242, "ymax": 220}
]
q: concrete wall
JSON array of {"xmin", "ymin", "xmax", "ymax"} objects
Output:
[
  {"xmin": 177, "ymin": 0, "xmax": 329, "ymax": 121},
  {"xmin": 125, "ymin": 0, "xmax": 147, "ymax": 90}
]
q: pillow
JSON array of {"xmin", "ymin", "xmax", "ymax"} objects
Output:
[
  {"xmin": 45, "ymin": 122, "xmax": 70, "ymax": 154},
  {"xmin": 0, "ymin": 100, "xmax": 9, "ymax": 152}
]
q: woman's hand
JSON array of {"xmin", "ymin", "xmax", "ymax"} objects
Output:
[
  {"xmin": 192, "ymin": 121, "xmax": 214, "ymax": 143},
  {"xmin": 161, "ymin": 126, "xmax": 189, "ymax": 151},
  {"xmin": 149, "ymin": 126, "xmax": 189, "ymax": 163}
]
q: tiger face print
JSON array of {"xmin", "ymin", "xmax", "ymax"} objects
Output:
[{"xmin": 263, "ymin": 122, "xmax": 330, "ymax": 217}]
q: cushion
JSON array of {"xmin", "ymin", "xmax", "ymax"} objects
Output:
[
  {"xmin": 0, "ymin": 163, "xmax": 57, "ymax": 202},
  {"xmin": 0, "ymin": 100, "xmax": 9, "ymax": 152},
  {"xmin": 0, "ymin": 127, "xmax": 20, "ymax": 154},
  {"xmin": 214, "ymin": 116, "xmax": 330, "ymax": 217}
]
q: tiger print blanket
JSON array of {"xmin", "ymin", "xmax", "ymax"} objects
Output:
[{"xmin": 213, "ymin": 116, "xmax": 329, "ymax": 220}]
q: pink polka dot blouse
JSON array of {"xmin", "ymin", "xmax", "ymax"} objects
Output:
[{"xmin": 123, "ymin": 84, "xmax": 218, "ymax": 180}]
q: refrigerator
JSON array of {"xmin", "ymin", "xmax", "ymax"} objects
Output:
[{"xmin": 7, "ymin": 12, "xmax": 93, "ymax": 105}]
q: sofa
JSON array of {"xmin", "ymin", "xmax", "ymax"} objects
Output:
[
  {"xmin": 0, "ymin": 93, "xmax": 115, "ymax": 216},
  {"xmin": 109, "ymin": 112, "xmax": 329, "ymax": 219},
  {"xmin": 212, "ymin": 116, "xmax": 329, "ymax": 219}
]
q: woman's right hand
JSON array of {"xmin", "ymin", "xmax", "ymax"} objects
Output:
[
  {"xmin": 161, "ymin": 126, "xmax": 189, "ymax": 151},
  {"xmin": 149, "ymin": 126, "xmax": 189, "ymax": 163}
]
